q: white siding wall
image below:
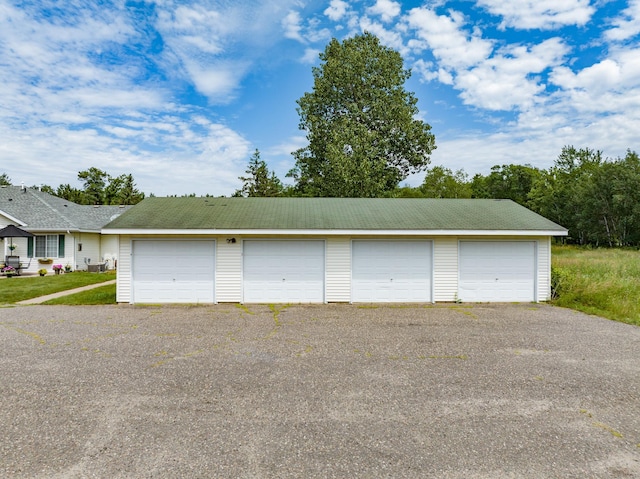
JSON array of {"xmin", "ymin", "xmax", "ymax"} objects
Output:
[
  {"xmin": 216, "ymin": 237, "xmax": 243, "ymax": 302},
  {"xmin": 326, "ymin": 237, "xmax": 351, "ymax": 302},
  {"xmin": 75, "ymin": 234, "xmax": 101, "ymax": 271},
  {"xmin": 537, "ymin": 237, "xmax": 551, "ymax": 301},
  {"xmin": 62, "ymin": 233, "xmax": 73, "ymax": 262},
  {"xmin": 433, "ymin": 237, "xmax": 458, "ymax": 302},
  {"xmin": 100, "ymin": 235, "xmax": 120, "ymax": 270},
  {"xmin": 59, "ymin": 233, "xmax": 74, "ymax": 271},
  {"xmin": 117, "ymin": 235, "xmax": 132, "ymax": 303}
]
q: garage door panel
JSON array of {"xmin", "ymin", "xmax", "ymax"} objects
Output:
[
  {"xmin": 243, "ymin": 240, "xmax": 324, "ymax": 303},
  {"xmin": 132, "ymin": 240, "xmax": 215, "ymax": 303},
  {"xmin": 352, "ymin": 241, "xmax": 432, "ymax": 303},
  {"xmin": 459, "ymin": 241, "xmax": 535, "ymax": 302}
]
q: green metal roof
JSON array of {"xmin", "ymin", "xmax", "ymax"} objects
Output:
[{"xmin": 103, "ymin": 197, "xmax": 567, "ymax": 233}]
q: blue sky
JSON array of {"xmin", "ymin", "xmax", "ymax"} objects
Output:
[{"xmin": 1, "ymin": 0, "xmax": 639, "ymax": 196}]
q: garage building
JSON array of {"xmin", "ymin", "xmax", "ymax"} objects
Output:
[{"xmin": 102, "ymin": 197, "xmax": 567, "ymax": 304}]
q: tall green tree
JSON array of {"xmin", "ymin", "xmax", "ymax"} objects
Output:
[
  {"xmin": 0, "ymin": 173, "xmax": 11, "ymax": 186},
  {"xmin": 50, "ymin": 168, "xmax": 144, "ymax": 205},
  {"xmin": 529, "ymin": 146, "xmax": 603, "ymax": 244},
  {"xmin": 234, "ymin": 149, "xmax": 283, "ymax": 197},
  {"xmin": 576, "ymin": 150, "xmax": 640, "ymax": 246},
  {"xmin": 472, "ymin": 164, "xmax": 541, "ymax": 207},
  {"xmin": 420, "ymin": 166, "xmax": 471, "ymax": 198},
  {"xmin": 78, "ymin": 167, "xmax": 109, "ymax": 204},
  {"xmin": 104, "ymin": 174, "xmax": 145, "ymax": 205},
  {"xmin": 289, "ymin": 32, "xmax": 436, "ymax": 197},
  {"xmin": 55, "ymin": 184, "xmax": 85, "ymax": 204}
]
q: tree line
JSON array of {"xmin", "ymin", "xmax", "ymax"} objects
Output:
[
  {"xmin": 235, "ymin": 146, "xmax": 640, "ymax": 247},
  {"xmin": 0, "ymin": 168, "xmax": 145, "ymax": 205}
]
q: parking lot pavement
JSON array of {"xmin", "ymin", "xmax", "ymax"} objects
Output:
[{"xmin": 0, "ymin": 303, "xmax": 639, "ymax": 478}]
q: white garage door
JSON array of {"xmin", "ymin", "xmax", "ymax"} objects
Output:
[
  {"xmin": 132, "ymin": 240, "xmax": 215, "ymax": 303},
  {"xmin": 243, "ymin": 240, "xmax": 325, "ymax": 303},
  {"xmin": 459, "ymin": 241, "xmax": 536, "ymax": 302},
  {"xmin": 352, "ymin": 240, "xmax": 433, "ymax": 302}
]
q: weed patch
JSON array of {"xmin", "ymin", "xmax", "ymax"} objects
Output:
[{"xmin": 552, "ymin": 246, "xmax": 640, "ymax": 326}]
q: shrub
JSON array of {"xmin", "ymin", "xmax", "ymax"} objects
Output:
[{"xmin": 550, "ymin": 266, "xmax": 573, "ymax": 300}]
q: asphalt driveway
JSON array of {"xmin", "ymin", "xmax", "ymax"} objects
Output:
[{"xmin": 0, "ymin": 303, "xmax": 639, "ymax": 478}]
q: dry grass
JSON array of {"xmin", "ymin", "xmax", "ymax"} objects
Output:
[{"xmin": 552, "ymin": 245, "xmax": 640, "ymax": 326}]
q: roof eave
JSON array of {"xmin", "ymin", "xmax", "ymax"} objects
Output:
[
  {"xmin": 102, "ymin": 228, "xmax": 569, "ymax": 236},
  {"xmin": 26, "ymin": 228, "xmax": 81, "ymax": 234},
  {"xmin": 0, "ymin": 210, "xmax": 27, "ymax": 226}
]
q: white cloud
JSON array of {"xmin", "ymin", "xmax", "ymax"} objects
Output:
[
  {"xmin": 605, "ymin": 0, "xmax": 640, "ymax": 41},
  {"xmin": 102, "ymin": 126, "xmax": 142, "ymax": 139},
  {"xmin": 406, "ymin": 7, "xmax": 494, "ymax": 70},
  {"xmin": 267, "ymin": 136, "xmax": 308, "ymax": 157},
  {"xmin": 0, "ymin": 0, "xmax": 259, "ymax": 196},
  {"xmin": 183, "ymin": 60, "xmax": 249, "ymax": 102},
  {"xmin": 163, "ymin": 4, "xmax": 222, "ymax": 31},
  {"xmin": 0, "ymin": 1, "xmax": 161, "ymax": 124},
  {"xmin": 423, "ymin": 132, "xmax": 560, "ymax": 179},
  {"xmin": 457, "ymin": 38, "xmax": 568, "ymax": 110},
  {"xmin": 552, "ymin": 60, "xmax": 621, "ymax": 93},
  {"xmin": 1, "ymin": 112, "xmax": 252, "ymax": 196},
  {"xmin": 366, "ymin": 0, "xmax": 401, "ymax": 23},
  {"xmin": 67, "ymin": 88, "xmax": 165, "ymax": 110},
  {"xmin": 283, "ymin": 11, "xmax": 332, "ymax": 45},
  {"xmin": 264, "ymin": 136, "xmax": 309, "ymax": 183},
  {"xmin": 476, "ymin": 0, "xmax": 595, "ymax": 30},
  {"xmin": 202, "ymin": 124, "xmax": 251, "ymax": 164},
  {"xmin": 406, "ymin": 7, "xmax": 571, "ymax": 111},
  {"xmin": 421, "ymin": 105, "xmax": 640, "ymax": 180},
  {"xmin": 179, "ymin": 34, "xmax": 224, "ymax": 54},
  {"xmin": 283, "ymin": 10, "xmax": 305, "ymax": 42},
  {"xmin": 325, "ymin": 0, "xmax": 349, "ymax": 21},
  {"xmin": 301, "ymin": 48, "xmax": 321, "ymax": 64},
  {"xmin": 413, "ymin": 60, "xmax": 439, "ymax": 82},
  {"xmin": 549, "ymin": 47, "xmax": 640, "ymax": 117},
  {"xmin": 155, "ymin": 1, "xmax": 303, "ymax": 101}
]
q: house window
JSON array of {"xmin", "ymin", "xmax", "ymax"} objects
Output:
[{"xmin": 35, "ymin": 235, "xmax": 62, "ymax": 258}]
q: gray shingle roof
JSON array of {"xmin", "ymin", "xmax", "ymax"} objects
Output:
[
  {"xmin": 103, "ymin": 197, "xmax": 567, "ymax": 233},
  {"xmin": 0, "ymin": 185, "xmax": 131, "ymax": 231}
]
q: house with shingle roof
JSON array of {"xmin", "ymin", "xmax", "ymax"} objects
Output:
[
  {"xmin": 103, "ymin": 197, "xmax": 568, "ymax": 304},
  {"xmin": 0, "ymin": 185, "xmax": 130, "ymax": 273}
]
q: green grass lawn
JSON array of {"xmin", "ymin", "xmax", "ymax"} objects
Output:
[
  {"xmin": 552, "ymin": 245, "xmax": 640, "ymax": 326},
  {"xmin": 42, "ymin": 283, "xmax": 116, "ymax": 305},
  {"xmin": 0, "ymin": 271, "xmax": 115, "ymax": 304}
]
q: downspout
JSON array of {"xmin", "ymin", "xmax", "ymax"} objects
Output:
[{"xmin": 70, "ymin": 232, "xmax": 77, "ymax": 271}]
